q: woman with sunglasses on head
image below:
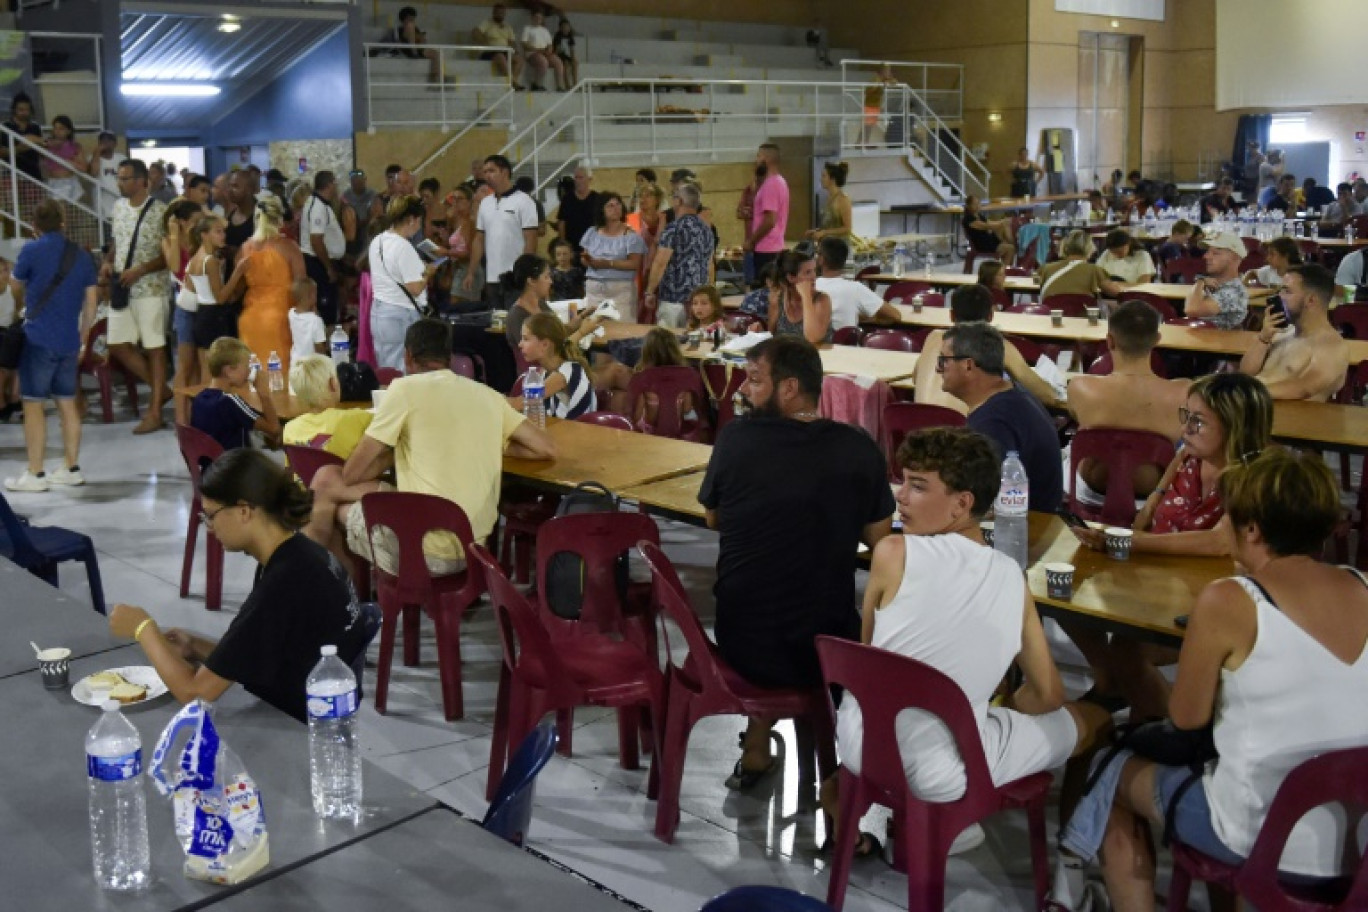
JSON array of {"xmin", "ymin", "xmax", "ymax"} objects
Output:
[{"xmin": 108, "ymin": 448, "xmax": 369, "ymax": 722}]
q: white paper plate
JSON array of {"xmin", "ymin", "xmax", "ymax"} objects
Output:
[{"xmin": 71, "ymin": 666, "xmax": 169, "ymax": 708}]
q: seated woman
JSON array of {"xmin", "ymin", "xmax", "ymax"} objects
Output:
[
  {"xmin": 509, "ymin": 311, "xmax": 596, "ymax": 419},
  {"xmin": 823, "ymin": 428, "xmax": 1110, "ymax": 854},
  {"xmin": 1055, "ymin": 448, "xmax": 1368, "ymax": 911},
  {"xmin": 282, "ymin": 354, "xmax": 374, "ymax": 459},
  {"xmin": 962, "ymin": 195, "xmax": 1016, "ymax": 263},
  {"xmin": 109, "ymin": 448, "xmax": 370, "ymax": 722},
  {"xmin": 766, "ymin": 249, "xmax": 832, "ymax": 345},
  {"xmin": 1244, "ymin": 235, "xmax": 1303, "ymax": 289},
  {"xmin": 1094, "ymin": 229, "xmax": 1156, "ymax": 288},
  {"xmin": 1038, "ymin": 230, "xmax": 1123, "ymax": 300}
]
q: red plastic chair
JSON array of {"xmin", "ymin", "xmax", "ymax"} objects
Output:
[
  {"xmin": 1069, "ymin": 427, "xmax": 1176, "ymax": 527},
  {"xmin": 1163, "ymin": 256, "xmax": 1206, "ymax": 284},
  {"xmin": 449, "ymin": 352, "xmax": 480, "ymax": 381},
  {"xmin": 701, "ymin": 361, "xmax": 748, "ymax": 433},
  {"xmin": 284, "ymin": 445, "xmax": 372, "ymax": 596},
  {"xmin": 78, "ymin": 318, "xmax": 140, "ymax": 424},
  {"xmin": 853, "ymin": 265, "xmax": 879, "ymax": 288},
  {"xmin": 1007, "ymin": 334, "xmax": 1046, "ymax": 366},
  {"xmin": 724, "ymin": 312, "xmax": 754, "ymax": 335},
  {"xmin": 883, "ymin": 281, "xmax": 934, "ymax": 302},
  {"xmin": 359, "ymin": 491, "xmax": 483, "ymax": 721},
  {"xmin": 638, "ymin": 542, "xmax": 837, "ymax": 843},
  {"xmin": 1120, "ymin": 292, "xmax": 1179, "ymax": 322},
  {"xmin": 174, "ymin": 424, "xmax": 224, "ymax": 611},
  {"xmin": 814, "ymin": 636, "xmax": 1052, "ymax": 912},
  {"xmin": 862, "ymin": 329, "xmax": 920, "ymax": 353},
  {"xmin": 1298, "ymin": 240, "xmax": 1321, "ymax": 262},
  {"xmin": 626, "ymin": 366, "xmax": 711, "ymax": 442},
  {"xmin": 831, "ymin": 326, "xmax": 864, "ymax": 347},
  {"xmin": 989, "ymin": 287, "xmax": 1012, "ymax": 310},
  {"xmin": 375, "ymin": 367, "xmax": 403, "ymax": 387},
  {"xmin": 1239, "ymin": 251, "xmax": 1268, "ymax": 273},
  {"xmin": 1087, "ymin": 350, "xmax": 1168, "ymax": 378},
  {"xmin": 1040, "ymin": 293, "xmax": 1094, "ymax": 318},
  {"xmin": 1167, "ymin": 746, "xmax": 1368, "ymax": 912},
  {"xmin": 881, "ymin": 402, "xmax": 967, "ymax": 482},
  {"xmin": 1332, "ymin": 303, "xmax": 1368, "ymax": 340},
  {"xmin": 471, "ymin": 543, "xmax": 663, "ymax": 802},
  {"xmin": 576, "ymin": 411, "xmax": 634, "ymax": 431}
]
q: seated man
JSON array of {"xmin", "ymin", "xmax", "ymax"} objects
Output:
[
  {"xmin": 473, "ymin": 3, "xmax": 524, "ymax": 85},
  {"xmin": 912, "ymin": 284, "xmax": 1058, "ymax": 415},
  {"xmin": 381, "ymin": 6, "xmax": 447, "ymax": 84},
  {"xmin": 1239, "ymin": 263, "xmax": 1347, "ymax": 402},
  {"xmin": 1198, "ymin": 177, "xmax": 1236, "ymax": 224},
  {"xmin": 961, "ymin": 195, "xmax": 1015, "ymax": 263},
  {"xmin": 1183, "ymin": 231, "xmax": 1249, "ymax": 329},
  {"xmin": 190, "ymin": 337, "xmax": 280, "ymax": 452},
  {"xmin": 1067, "ymin": 300, "xmax": 1189, "ymax": 503},
  {"xmin": 813, "ymin": 236, "xmax": 899, "ymax": 331},
  {"xmin": 1264, "ymin": 173, "xmax": 1297, "ymax": 213},
  {"xmin": 699, "ymin": 336, "xmax": 893, "ymax": 789},
  {"xmin": 282, "ymin": 354, "xmax": 373, "ymax": 459},
  {"xmin": 1336, "ymin": 244, "xmax": 1368, "ymax": 299},
  {"xmin": 938, "ymin": 321, "xmax": 1063, "ymax": 511},
  {"xmin": 1321, "ymin": 181, "xmax": 1363, "ymax": 231},
  {"xmin": 307, "ymin": 318, "xmax": 555, "ymax": 574}
]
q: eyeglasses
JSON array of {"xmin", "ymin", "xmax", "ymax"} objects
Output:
[
  {"xmin": 200, "ymin": 503, "xmax": 240, "ymax": 529},
  {"xmin": 1178, "ymin": 407, "xmax": 1207, "ymax": 432},
  {"xmin": 935, "ymin": 355, "xmax": 973, "ymax": 372}
]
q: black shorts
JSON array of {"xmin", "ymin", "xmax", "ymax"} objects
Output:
[
  {"xmin": 193, "ymin": 304, "xmax": 239, "ymax": 349},
  {"xmin": 716, "ymin": 628, "xmax": 829, "ymax": 691}
]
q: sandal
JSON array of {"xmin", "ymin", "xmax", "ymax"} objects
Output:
[
  {"xmin": 724, "ymin": 757, "xmax": 777, "ymax": 791},
  {"xmin": 818, "ymin": 831, "xmax": 884, "ymax": 860}
]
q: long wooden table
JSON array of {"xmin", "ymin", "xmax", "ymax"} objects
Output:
[
  {"xmin": 174, "ymin": 386, "xmax": 371, "ymax": 422},
  {"xmin": 1272, "ymin": 399, "xmax": 1368, "ymax": 450},
  {"xmin": 866, "ymin": 272, "xmax": 1275, "ymax": 304},
  {"xmin": 502, "ymin": 418, "xmax": 712, "ymax": 493}
]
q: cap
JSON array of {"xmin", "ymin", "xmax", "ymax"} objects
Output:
[
  {"xmin": 320, "ymin": 645, "xmax": 338, "ymax": 657},
  {"xmin": 1200, "ymin": 231, "xmax": 1245, "ymax": 257}
]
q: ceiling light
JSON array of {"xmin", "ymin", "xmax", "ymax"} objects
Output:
[
  {"xmin": 987, "ymin": 112, "xmax": 1003, "ymax": 123},
  {"xmin": 218, "ymin": 21, "xmax": 241, "ymax": 33},
  {"xmin": 140, "ymin": 139, "xmax": 157, "ymax": 148},
  {"xmin": 121, "ymin": 82, "xmax": 221, "ymax": 97}
]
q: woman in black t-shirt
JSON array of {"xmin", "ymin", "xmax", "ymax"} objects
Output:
[{"xmin": 110, "ymin": 449, "xmax": 368, "ymax": 722}]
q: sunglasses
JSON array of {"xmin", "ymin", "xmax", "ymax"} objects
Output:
[{"xmin": 935, "ymin": 354, "xmax": 972, "ymax": 372}]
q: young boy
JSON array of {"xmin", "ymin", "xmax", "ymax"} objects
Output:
[
  {"xmin": 548, "ymin": 237, "xmax": 585, "ymax": 300},
  {"xmin": 288, "ymin": 277, "xmax": 328, "ymax": 368},
  {"xmin": 190, "ymin": 337, "xmax": 280, "ymax": 451},
  {"xmin": 1155, "ymin": 219, "xmax": 1199, "ymax": 265}
]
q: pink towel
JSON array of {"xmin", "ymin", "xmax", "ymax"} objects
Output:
[
  {"xmin": 357, "ymin": 272, "xmax": 376, "ymax": 368},
  {"xmin": 819, "ymin": 373, "xmax": 890, "ymax": 441}
]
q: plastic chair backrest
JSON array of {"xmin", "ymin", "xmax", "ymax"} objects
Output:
[
  {"xmin": 853, "ymin": 265, "xmax": 879, "ymax": 287},
  {"xmin": 816, "ymin": 636, "xmax": 999, "ymax": 816},
  {"xmin": 0, "ymin": 491, "xmax": 41, "ymax": 565},
  {"xmin": 375, "ymin": 367, "xmax": 403, "ymax": 387},
  {"xmin": 358, "ymin": 491, "xmax": 476, "ymax": 597},
  {"xmin": 1070, "ymin": 427, "xmax": 1176, "ymax": 526},
  {"xmin": 1332, "ymin": 304, "xmax": 1368, "ymax": 340},
  {"xmin": 535, "ymin": 511, "xmax": 661, "ymax": 635},
  {"xmin": 882, "ymin": 402, "xmax": 967, "ymax": 481},
  {"xmin": 1237, "ymin": 746, "xmax": 1368, "ymax": 909},
  {"xmin": 1040, "ymin": 293, "xmax": 1094, "ymax": 318},
  {"xmin": 626, "ymin": 365, "xmax": 711, "ymax": 440},
  {"xmin": 1004, "ymin": 266, "xmax": 1031, "ymax": 277},
  {"xmin": 916, "ymin": 292, "xmax": 947, "ymax": 308},
  {"xmin": 1119, "ymin": 292, "xmax": 1180, "ymax": 322},
  {"xmin": 862, "ymin": 330, "xmax": 919, "ymax": 353},
  {"xmin": 283, "ymin": 444, "xmax": 344, "ymax": 488},
  {"xmin": 639, "ymin": 541, "xmax": 731, "ymax": 695},
  {"xmin": 1298, "ymin": 240, "xmax": 1320, "ymax": 261},
  {"xmin": 1086, "ymin": 350, "xmax": 1168, "ymax": 378},
  {"xmin": 832, "ymin": 326, "xmax": 864, "ymax": 347},
  {"xmin": 471, "ymin": 542, "xmax": 574, "ymax": 693},
  {"xmin": 576, "ymin": 411, "xmax": 634, "ymax": 431},
  {"xmin": 724, "ymin": 312, "xmax": 753, "ymax": 334},
  {"xmin": 1240, "ymin": 252, "xmax": 1268, "ymax": 273},
  {"xmin": 700, "ymin": 361, "xmax": 748, "ymax": 432},
  {"xmin": 481, "ymin": 720, "xmax": 559, "ymax": 846},
  {"xmin": 883, "ymin": 281, "xmax": 933, "ymax": 302},
  {"xmin": 175, "ymin": 423, "xmax": 224, "ymax": 493},
  {"xmin": 989, "ymin": 288, "xmax": 1012, "ymax": 310},
  {"xmin": 450, "ymin": 353, "xmax": 477, "ymax": 379},
  {"xmin": 77, "ymin": 318, "xmax": 108, "ymax": 373},
  {"xmin": 1164, "ymin": 256, "xmax": 1206, "ymax": 284},
  {"xmin": 1006, "ymin": 334, "xmax": 1044, "ymax": 366},
  {"xmin": 702, "ymin": 886, "xmax": 835, "ymax": 912}
]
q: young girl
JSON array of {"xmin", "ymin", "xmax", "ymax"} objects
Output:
[
  {"xmin": 164, "ymin": 200, "xmax": 205, "ymax": 394},
  {"xmin": 42, "ymin": 115, "xmax": 87, "ymax": 202},
  {"xmin": 686, "ymin": 284, "xmax": 727, "ymax": 334},
  {"xmin": 512, "ymin": 311, "xmax": 596, "ymax": 419},
  {"xmin": 1244, "ymin": 235, "xmax": 1302, "ymax": 288},
  {"xmin": 976, "ymin": 260, "xmax": 1006, "ymax": 292},
  {"xmin": 632, "ymin": 326, "xmax": 697, "ymax": 429},
  {"xmin": 548, "ymin": 237, "xmax": 585, "ymax": 300},
  {"xmin": 185, "ymin": 214, "xmax": 237, "ymax": 385}
]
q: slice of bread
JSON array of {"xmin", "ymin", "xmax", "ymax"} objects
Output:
[
  {"xmin": 87, "ymin": 670, "xmax": 126, "ymax": 689},
  {"xmin": 109, "ymin": 680, "xmax": 148, "ymax": 703}
]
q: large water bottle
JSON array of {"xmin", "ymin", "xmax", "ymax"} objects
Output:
[
  {"xmin": 1348, "ymin": 222, "xmax": 1357, "ymax": 245},
  {"xmin": 306, "ymin": 645, "xmax": 362, "ymax": 819},
  {"xmin": 330, "ymin": 326, "xmax": 350, "ymax": 367},
  {"xmin": 923, "ymin": 251, "xmax": 935, "ymax": 279},
  {"xmin": 523, "ymin": 365, "xmax": 546, "ymax": 429},
  {"xmin": 266, "ymin": 350, "xmax": 284, "ymax": 393},
  {"xmin": 892, "ymin": 242, "xmax": 907, "ymax": 278},
  {"xmin": 994, "ymin": 450, "xmax": 1030, "ymax": 571},
  {"xmin": 87, "ymin": 701, "xmax": 150, "ymax": 891}
]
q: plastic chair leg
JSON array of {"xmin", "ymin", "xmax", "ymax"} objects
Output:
[
  {"xmin": 80, "ymin": 544, "xmax": 106, "ymax": 615},
  {"xmin": 653, "ymin": 685, "xmax": 694, "ymax": 843},
  {"xmin": 824, "ymin": 772, "xmax": 868, "ymax": 911},
  {"xmin": 616, "ymin": 705, "xmax": 640, "ymax": 771},
  {"xmin": 205, "ymin": 532, "xmax": 223, "ymax": 611},
  {"xmin": 96, "ymin": 367, "xmax": 114, "ymax": 423},
  {"xmin": 372, "ymin": 602, "xmax": 400, "ymax": 715},
  {"xmin": 180, "ymin": 506, "xmax": 198, "ymax": 597},
  {"xmin": 402, "ymin": 603, "xmax": 420, "ymax": 666},
  {"xmin": 555, "ymin": 707, "xmax": 573, "ymax": 757},
  {"xmin": 487, "ymin": 665, "xmax": 513, "ymax": 801},
  {"xmin": 431, "ymin": 609, "xmax": 464, "ymax": 721},
  {"xmin": 1027, "ymin": 797, "xmax": 1050, "ymax": 909},
  {"xmin": 1166, "ymin": 860, "xmax": 1193, "ymax": 911}
]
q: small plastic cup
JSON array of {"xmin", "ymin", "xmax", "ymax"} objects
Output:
[
  {"xmin": 1104, "ymin": 527, "xmax": 1134, "ymax": 561},
  {"xmin": 686, "ymin": 330, "xmax": 702, "ymax": 350},
  {"xmin": 912, "ymin": 294, "xmax": 925, "ymax": 313},
  {"xmin": 38, "ymin": 647, "xmax": 71, "ymax": 690},
  {"xmin": 980, "ymin": 520, "xmax": 995, "ymax": 548},
  {"xmin": 1044, "ymin": 562, "xmax": 1075, "ymax": 599},
  {"xmin": 1086, "ymin": 306, "xmax": 1100, "ymax": 325},
  {"xmin": 1050, "ymin": 309, "xmax": 1064, "ymax": 327}
]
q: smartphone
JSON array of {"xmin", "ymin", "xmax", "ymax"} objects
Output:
[
  {"xmin": 1056, "ymin": 508, "xmax": 1091, "ymax": 530},
  {"xmin": 1266, "ymin": 294, "xmax": 1287, "ymax": 324}
]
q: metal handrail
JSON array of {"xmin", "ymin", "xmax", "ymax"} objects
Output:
[
  {"xmin": 0, "ymin": 122, "xmax": 111, "ymax": 247},
  {"xmin": 29, "ymin": 31, "xmax": 105, "ymax": 132},
  {"xmin": 364, "ymin": 42, "xmax": 514, "ymax": 133}
]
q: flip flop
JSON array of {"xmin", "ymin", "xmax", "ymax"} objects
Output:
[{"xmin": 724, "ymin": 757, "xmax": 777, "ymax": 791}]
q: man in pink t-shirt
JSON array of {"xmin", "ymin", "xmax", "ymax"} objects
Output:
[{"xmin": 745, "ymin": 143, "xmax": 789, "ymax": 287}]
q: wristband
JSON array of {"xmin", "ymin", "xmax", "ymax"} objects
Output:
[{"xmin": 134, "ymin": 618, "xmax": 156, "ymax": 641}]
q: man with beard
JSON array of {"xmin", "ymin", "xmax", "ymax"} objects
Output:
[
  {"xmin": 744, "ymin": 143, "xmax": 789, "ymax": 286},
  {"xmin": 698, "ymin": 335, "xmax": 894, "ymax": 791},
  {"xmin": 1239, "ymin": 263, "xmax": 1347, "ymax": 402}
]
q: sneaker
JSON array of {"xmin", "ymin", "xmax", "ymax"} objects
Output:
[
  {"xmin": 48, "ymin": 466, "xmax": 85, "ymax": 486},
  {"xmin": 1045, "ymin": 881, "xmax": 1109, "ymax": 912},
  {"xmin": 5, "ymin": 470, "xmax": 49, "ymax": 492},
  {"xmin": 947, "ymin": 821, "xmax": 986, "ymax": 856}
]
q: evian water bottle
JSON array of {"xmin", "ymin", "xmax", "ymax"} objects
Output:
[
  {"xmin": 306, "ymin": 646, "xmax": 362, "ymax": 819},
  {"xmin": 87, "ymin": 701, "xmax": 150, "ymax": 891},
  {"xmin": 994, "ymin": 450, "xmax": 1030, "ymax": 570}
]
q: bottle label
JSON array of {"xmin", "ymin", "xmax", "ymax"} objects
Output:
[
  {"xmin": 88, "ymin": 749, "xmax": 142, "ymax": 782},
  {"xmin": 307, "ymin": 689, "xmax": 358, "ymax": 721},
  {"xmin": 997, "ymin": 488, "xmax": 1029, "ymax": 514}
]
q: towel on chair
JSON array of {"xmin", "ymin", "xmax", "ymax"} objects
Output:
[{"xmin": 819, "ymin": 373, "xmax": 890, "ymax": 441}]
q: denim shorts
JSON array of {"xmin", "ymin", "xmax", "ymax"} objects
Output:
[
  {"xmin": 19, "ymin": 341, "xmax": 79, "ymax": 401},
  {"xmin": 1154, "ymin": 765, "xmax": 1244, "ymax": 866},
  {"xmin": 172, "ymin": 305, "xmax": 196, "ymax": 347}
]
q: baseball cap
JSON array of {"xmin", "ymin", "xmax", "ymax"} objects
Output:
[{"xmin": 1200, "ymin": 231, "xmax": 1245, "ymax": 257}]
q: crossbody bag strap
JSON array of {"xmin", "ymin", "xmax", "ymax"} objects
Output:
[
  {"xmin": 1039, "ymin": 259, "xmax": 1083, "ymax": 299},
  {"xmin": 377, "ymin": 236, "xmax": 425, "ymax": 314},
  {"xmin": 123, "ymin": 198, "xmax": 153, "ymax": 272},
  {"xmin": 26, "ymin": 240, "xmax": 79, "ymax": 324}
]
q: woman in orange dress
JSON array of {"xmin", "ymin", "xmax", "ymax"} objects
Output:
[{"xmin": 222, "ymin": 195, "xmax": 305, "ymax": 376}]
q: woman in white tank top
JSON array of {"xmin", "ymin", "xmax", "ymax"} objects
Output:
[{"xmin": 1087, "ymin": 449, "xmax": 1368, "ymax": 908}]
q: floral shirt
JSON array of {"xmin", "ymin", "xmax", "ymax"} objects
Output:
[
  {"xmin": 1204, "ymin": 277, "xmax": 1249, "ymax": 330},
  {"xmin": 1150, "ymin": 454, "xmax": 1224, "ymax": 534},
  {"xmin": 656, "ymin": 213, "xmax": 714, "ymax": 304},
  {"xmin": 112, "ymin": 196, "xmax": 168, "ymax": 299}
]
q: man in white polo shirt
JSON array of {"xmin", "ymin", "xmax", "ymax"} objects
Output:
[
  {"xmin": 814, "ymin": 236, "xmax": 900, "ymax": 331},
  {"xmin": 302, "ymin": 170, "xmax": 346, "ymax": 326},
  {"xmin": 464, "ymin": 154, "xmax": 539, "ymax": 305}
]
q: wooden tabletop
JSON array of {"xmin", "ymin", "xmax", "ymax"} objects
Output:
[
  {"xmin": 1272, "ymin": 400, "xmax": 1368, "ymax": 450},
  {"xmin": 620, "ymin": 470, "xmax": 709, "ymax": 523},
  {"xmin": 869, "ymin": 272, "xmax": 1039, "ymax": 291},
  {"xmin": 501, "ymin": 418, "xmax": 712, "ymax": 492},
  {"xmin": 174, "ymin": 385, "xmax": 370, "ymax": 421},
  {"xmin": 1127, "ymin": 281, "xmax": 1275, "ymax": 302}
]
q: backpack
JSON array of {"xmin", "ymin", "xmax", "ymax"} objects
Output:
[
  {"xmin": 337, "ymin": 361, "xmax": 379, "ymax": 403},
  {"xmin": 542, "ymin": 482, "xmax": 630, "ymax": 622}
]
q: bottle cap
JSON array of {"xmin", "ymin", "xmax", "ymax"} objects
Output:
[{"xmin": 320, "ymin": 645, "xmax": 338, "ymax": 657}]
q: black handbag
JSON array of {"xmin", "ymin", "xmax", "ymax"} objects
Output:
[
  {"xmin": 109, "ymin": 197, "xmax": 155, "ymax": 311},
  {"xmin": 336, "ymin": 361, "xmax": 379, "ymax": 403},
  {"xmin": 0, "ymin": 239, "xmax": 80, "ymax": 371}
]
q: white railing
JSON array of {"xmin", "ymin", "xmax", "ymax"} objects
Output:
[
  {"xmin": 839, "ymin": 59, "xmax": 966, "ymax": 122},
  {"xmin": 30, "ymin": 31, "xmax": 105, "ymax": 132},
  {"xmin": 0, "ymin": 123, "xmax": 110, "ymax": 251},
  {"xmin": 363, "ymin": 42, "xmax": 516, "ymax": 132}
]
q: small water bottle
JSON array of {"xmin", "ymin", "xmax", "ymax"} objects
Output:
[
  {"xmin": 306, "ymin": 645, "xmax": 362, "ymax": 819},
  {"xmin": 523, "ymin": 365, "xmax": 546, "ymax": 429},
  {"xmin": 247, "ymin": 352, "xmax": 262, "ymax": 384},
  {"xmin": 923, "ymin": 252, "xmax": 935, "ymax": 279},
  {"xmin": 994, "ymin": 451, "xmax": 1030, "ymax": 571},
  {"xmin": 1347, "ymin": 222, "xmax": 1357, "ymax": 244},
  {"xmin": 892, "ymin": 242, "xmax": 907, "ymax": 278},
  {"xmin": 266, "ymin": 350, "xmax": 284, "ymax": 392},
  {"xmin": 330, "ymin": 326, "xmax": 350, "ymax": 366},
  {"xmin": 732, "ymin": 388, "xmax": 751, "ymax": 419},
  {"xmin": 87, "ymin": 701, "xmax": 150, "ymax": 892}
]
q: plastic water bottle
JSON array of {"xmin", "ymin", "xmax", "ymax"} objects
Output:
[
  {"xmin": 87, "ymin": 701, "xmax": 150, "ymax": 891},
  {"xmin": 994, "ymin": 451, "xmax": 1030, "ymax": 571},
  {"xmin": 892, "ymin": 242, "xmax": 907, "ymax": 278},
  {"xmin": 330, "ymin": 326, "xmax": 350, "ymax": 366},
  {"xmin": 306, "ymin": 645, "xmax": 362, "ymax": 819},
  {"xmin": 247, "ymin": 352, "xmax": 262, "ymax": 384},
  {"xmin": 523, "ymin": 365, "xmax": 546, "ymax": 429},
  {"xmin": 1347, "ymin": 223, "xmax": 1357, "ymax": 244},
  {"xmin": 266, "ymin": 350, "xmax": 284, "ymax": 392},
  {"xmin": 924, "ymin": 252, "xmax": 935, "ymax": 279}
]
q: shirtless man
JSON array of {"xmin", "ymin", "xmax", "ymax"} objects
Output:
[
  {"xmin": 911, "ymin": 284, "xmax": 1057, "ymax": 414},
  {"xmin": 1067, "ymin": 300, "xmax": 1189, "ymax": 500},
  {"xmin": 1239, "ymin": 263, "xmax": 1347, "ymax": 402}
]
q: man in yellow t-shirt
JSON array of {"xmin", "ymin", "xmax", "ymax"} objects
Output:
[
  {"xmin": 282, "ymin": 354, "xmax": 373, "ymax": 459},
  {"xmin": 474, "ymin": 3, "xmax": 524, "ymax": 85},
  {"xmin": 305, "ymin": 319, "xmax": 555, "ymax": 574}
]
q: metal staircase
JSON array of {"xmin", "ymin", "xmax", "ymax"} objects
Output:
[{"xmin": 0, "ymin": 123, "xmax": 111, "ymax": 252}]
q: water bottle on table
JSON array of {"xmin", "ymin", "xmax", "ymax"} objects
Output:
[
  {"xmin": 892, "ymin": 242, "xmax": 907, "ymax": 278},
  {"xmin": 247, "ymin": 352, "xmax": 262, "ymax": 384},
  {"xmin": 924, "ymin": 252, "xmax": 935, "ymax": 279},
  {"xmin": 306, "ymin": 645, "xmax": 363, "ymax": 819},
  {"xmin": 87, "ymin": 701, "xmax": 150, "ymax": 891},
  {"xmin": 266, "ymin": 350, "xmax": 284, "ymax": 393},
  {"xmin": 330, "ymin": 326, "xmax": 350, "ymax": 366},
  {"xmin": 994, "ymin": 450, "xmax": 1030, "ymax": 571},
  {"xmin": 523, "ymin": 365, "xmax": 546, "ymax": 429}
]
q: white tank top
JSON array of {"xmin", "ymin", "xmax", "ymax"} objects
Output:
[
  {"xmin": 189, "ymin": 270, "xmax": 218, "ymax": 306},
  {"xmin": 1204, "ymin": 573, "xmax": 1368, "ymax": 876},
  {"xmin": 835, "ymin": 533, "xmax": 1023, "ymax": 801}
]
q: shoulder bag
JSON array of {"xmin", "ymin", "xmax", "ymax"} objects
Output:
[
  {"xmin": 377, "ymin": 235, "xmax": 432, "ymax": 318},
  {"xmin": 109, "ymin": 198, "xmax": 154, "ymax": 311},
  {"xmin": 0, "ymin": 240, "xmax": 80, "ymax": 370}
]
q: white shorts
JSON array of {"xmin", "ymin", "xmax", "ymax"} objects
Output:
[
  {"xmin": 343, "ymin": 491, "xmax": 466, "ymax": 578},
  {"xmin": 108, "ymin": 294, "xmax": 168, "ymax": 348}
]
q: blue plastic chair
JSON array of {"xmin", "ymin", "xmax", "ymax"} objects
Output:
[
  {"xmin": 701, "ymin": 886, "xmax": 835, "ymax": 911},
  {"xmin": 0, "ymin": 491, "xmax": 105, "ymax": 614},
  {"xmin": 481, "ymin": 721, "xmax": 558, "ymax": 846}
]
